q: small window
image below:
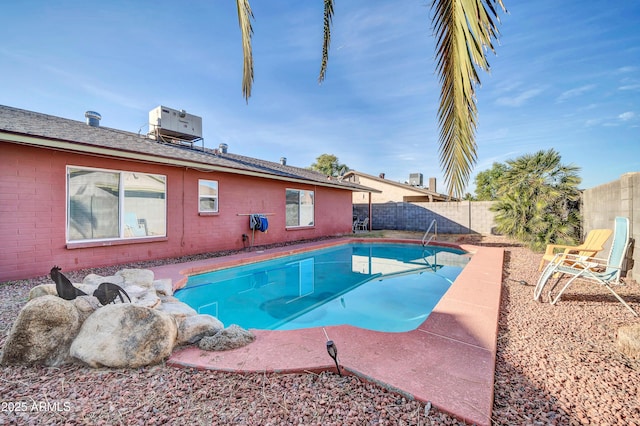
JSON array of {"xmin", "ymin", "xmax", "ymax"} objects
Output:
[
  {"xmin": 286, "ymin": 189, "xmax": 314, "ymax": 227},
  {"xmin": 199, "ymin": 179, "xmax": 219, "ymax": 213}
]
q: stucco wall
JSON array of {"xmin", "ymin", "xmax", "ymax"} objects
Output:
[
  {"xmin": 353, "ymin": 201, "xmax": 496, "ymax": 234},
  {"xmin": 351, "ymin": 175, "xmax": 436, "ymax": 203},
  {"xmin": 582, "ymin": 172, "xmax": 639, "ymax": 279},
  {"xmin": 0, "ymin": 142, "xmax": 353, "ymax": 281}
]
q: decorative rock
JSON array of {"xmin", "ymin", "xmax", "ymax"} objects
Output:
[
  {"xmin": 0, "ymin": 295, "xmax": 80, "ymax": 366},
  {"xmin": 73, "ymin": 295, "xmax": 101, "ymax": 322},
  {"xmin": 176, "ymin": 314, "xmax": 224, "ymax": 346},
  {"xmin": 156, "ymin": 301, "xmax": 198, "ymax": 319},
  {"xmin": 617, "ymin": 324, "xmax": 640, "ymax": 359},
  {"xmin": 28, "ymin": 284, "xmax": 58, "ymax": 300},
  {"xmin": 116, "ymin": 269, "xmax": 154, "ymax": 288},
  {"xmin": 132, "ymin": 289, "xmax": 161, "ymax": 308},
  {"xmin": 153, "ymin": 278, "xmax": 174, "ymax": 296},
  {"xmin": 70, "ymin": 304, "xmax": 177, "ymax": 368},
  {"xmin": 159, "ymin": 295, "xmax": 180, "ymax": 303},
  {"xmin": 198, "ymin": 325, "xmax": 255, "ymax": 351},
  {"xmin": 83, "ymin": 273, "xmax": 123, "ymax": 287}
]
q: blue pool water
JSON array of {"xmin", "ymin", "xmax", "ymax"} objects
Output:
[{"xmin": 175, "ymin": 242, "xmax": 470, "ymax": 332}]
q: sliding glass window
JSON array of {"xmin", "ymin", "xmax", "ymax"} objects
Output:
[{"xmin": 67, "ymin": 166, "xmax": 166, "ymax": 241}]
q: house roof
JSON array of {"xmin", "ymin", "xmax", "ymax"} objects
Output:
[
  {"xmin": 344, "ymin": 170, "xmax": 453, "ymax": 201},
  {"xmin": 0, "ymin": 105, "xmax": 372, "ymax": 192}
]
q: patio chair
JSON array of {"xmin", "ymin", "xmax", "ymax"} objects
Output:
[
  {"xmin": 533, "ymin": 216, "xmax": 637, "ymax": 316},
  {"xmin": 538, "ymin": 228, "xmax": 612, "ymax": 271},
  {"xmin": 356, "ymin": 217, "xmax": 369, "ymax": 231}
]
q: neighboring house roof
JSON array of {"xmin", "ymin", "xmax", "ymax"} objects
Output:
[
  {"xmin": 0, "ymin": 105, "xmax": 373, "ymax": 192},
  {"xmin": 344, "ymin": 170, "xmax": 454, "ymax": 201}
]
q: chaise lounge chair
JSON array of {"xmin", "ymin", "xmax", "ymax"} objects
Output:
[
  {"xmin": 538, "ymin": 228, "xmax": 612, "ymax": 271},
  {"xmin": 534, "ymin": 216, "xmax": 637, "ymax": 316}
]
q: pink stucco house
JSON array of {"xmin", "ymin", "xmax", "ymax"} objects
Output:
[{"xmin": 0, "ymin": 105, "xmax": 369, "ymax": 281}]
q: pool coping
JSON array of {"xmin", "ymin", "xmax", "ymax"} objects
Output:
[{"xmin": 153, "ymin": 238, "xmax": 504, "ymax": 426}]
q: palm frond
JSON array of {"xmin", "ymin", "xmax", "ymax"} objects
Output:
[
  {"xmin": 432, "ymin": 0, "xmax": 505, "ymax": 197},
  {"xmin": 318, "ymin": 0, "xmax": 334, "ymax": 83},
  {"xmin": 236, "ymin": 0, "xmax": 254, "ymax": 102}
]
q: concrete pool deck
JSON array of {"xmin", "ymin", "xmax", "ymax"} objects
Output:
[{"xmin": 153, "ymin": 238, "xmax": 504, "ymax": 426}]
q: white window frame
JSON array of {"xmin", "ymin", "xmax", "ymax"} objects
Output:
[
  {"xmin": 286, "ymin": 188, "xmax": 315, "ymax": 228},
  {"xmin": 198, "ymin": 179, "xmax": 219, "ymax": 213},
  {"xmin": 66, "ymin": 165, "xmax": 167, "ymax": 243}
]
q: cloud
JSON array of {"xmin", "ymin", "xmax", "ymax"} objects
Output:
[
  {"xmin": 619, "ymin": 83, "xmax": 640, "ymax": 91},
  {"xmin": 495, "ymin": 88, "xmax": 544, "ymax": 107},
  {"xmin": 616, "ymin": 66, "xmax": 637, "ymax": 74},
  {"xmin": 618, "ymin": 111, "xmax": 635, "ymax": 121},
  {"xmin": 556, "ymin": 84, "xmax": 596, "ymax": 102}
]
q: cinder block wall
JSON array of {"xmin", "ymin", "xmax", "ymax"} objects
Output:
[
  {"xmin": 582, "ymin": 172, "xmax": 639, "ymax": 279},
  {"xmin": 353, "ymin": 201, "xmax": 497, "ymax": 234}
]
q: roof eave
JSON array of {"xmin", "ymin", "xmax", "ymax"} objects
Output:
[{"xmin": 0, "ymin": 131, "xmax": 369, "ymax": 191}]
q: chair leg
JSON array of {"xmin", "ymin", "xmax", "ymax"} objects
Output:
[
  {"xmin": 538, "ymin": 258, "xmax": 546, "ymax": 272},
  {"xmin": 534, "ymin": 262, "xmax": 557, "ymax": 301},
  {"xmin": 549, "ymin": 272, "xmax": 586, "ymax": 305},
  {"xmin": 604, "ymin": 284, "xmax": 639, "ymax": 316}
]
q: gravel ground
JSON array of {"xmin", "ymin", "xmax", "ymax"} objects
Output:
[{"xmin": 1, "ymin": 235, "xmax": 639, "ymax": 425}]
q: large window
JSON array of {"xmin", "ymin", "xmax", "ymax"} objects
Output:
[
  {"xmin": 198, "ymin": 179, "xmax": 219, "ymax": 213},
  {"xmin": 286, "ymin": 189, "xmax": 314, "ymax": 228},
  {"xmin": 67, "ymin": 166, "xmax": 166, "ymax": 242}
]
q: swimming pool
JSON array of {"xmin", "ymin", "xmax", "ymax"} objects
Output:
[{"xmin": 175, "ymin": 242, "xmax": 470, "ymax": 332}]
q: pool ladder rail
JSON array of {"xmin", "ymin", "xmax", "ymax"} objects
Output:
[{"xmin": 421, "ymin": 219, "xmax": 438, "ymax": 246}]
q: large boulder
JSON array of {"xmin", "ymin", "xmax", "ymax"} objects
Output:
[
  {"xmin": 176, "ymin": 314, "xmax": 224, "ymax": 346},
  {"xmin": 70, "ymin": 304, "xmax": 177, "ymax": 368},
  {"xmin": 198, "ymin": 325, "xmax": 255, "ymax": 351},
  {"xmin": 0, "ymin": 295, "xmax": 80, "ymax": 366}
]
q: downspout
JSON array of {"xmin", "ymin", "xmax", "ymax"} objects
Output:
[{"xmin": 368, "ymin": 192, "xmax": 372, "ymax": 231}]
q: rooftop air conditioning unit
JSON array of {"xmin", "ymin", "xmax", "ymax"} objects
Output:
[
  {"xmin": 149, "ymin": 106, "xmax": 203, "ymax": 141},
  {"xmin": 409, "ymin": 173, "xmax": 423, "ymax": 186}
]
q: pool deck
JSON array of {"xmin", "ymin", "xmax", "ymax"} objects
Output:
[{"xmin": 153, "ymin": 238, "xmax": 504, "ymax": 426}]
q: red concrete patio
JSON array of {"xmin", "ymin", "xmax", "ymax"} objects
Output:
[{"xmin": 153, "ymin": 238, "xmax": 504, "ymax": 426}]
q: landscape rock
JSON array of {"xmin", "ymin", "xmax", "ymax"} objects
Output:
[
  {"xmin": 116, "ymin": 269, "xmax": 154, "ymax": 288},
  {"xmin": 153, "ymin": 278, "xmax": 174, "ymax": 296},
  {"xmin": 198, "ymin": 324, "xmax": 255, "ymax": 351},
  {"xmin": 132, "ymin": 289, "xmax": 161, "ymax": 308},
  {"xmin": 70, "ymin": 304, "xmax": 177, "ymax": 368},
  {"xmin": 82, "ymin": 273, "xmax": 123, "ymax": 287},
  {"xmin": 176, "ymin": 314, "xmax": 224, "ymax": 346},
  {"xmin": 0, "ymin": 295, "xmax": 80, "ymax": 366},
  {"xmin": 159, "ymin": 295, "xmax": 180, "ymax": 303},
  {"xmin": 156, "ymin": 301, "xmax": 198, "ymax": 319},
  {"xmin": 617, "ymin": 323, "xmax": 640, "ymax": 359},
  {"xmin": 73, "ymin": 295, "xmax": 102, "ymax": 322},
  {"xmin": 28, "ymin": 284, "xmax": 58, "ymax": 300}
]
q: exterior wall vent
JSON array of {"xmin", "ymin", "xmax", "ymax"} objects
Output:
[{"xmin": 85, "ymin": 111, "xmax": 101, "ymax": 127}]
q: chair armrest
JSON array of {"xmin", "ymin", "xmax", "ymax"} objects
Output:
[{"xmin": 544, "ymin": 243, "xmax": 585, "ymax": 256}]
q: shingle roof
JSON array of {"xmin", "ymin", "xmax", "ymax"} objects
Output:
[
  {"xmin": 0, "ymin": 105, "xmax": 370, "ymax": 191},
  {"xmin": 343, "ymin": 170, "xmax": 453, "ymax": 200}
]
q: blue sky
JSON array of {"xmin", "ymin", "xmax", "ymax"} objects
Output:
[{"xmin": 2, "ymin": 0, "xmax": 639, "ymax": 193}]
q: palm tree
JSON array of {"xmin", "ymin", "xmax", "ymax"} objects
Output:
[
  {"xmin": 235, "ymin": 0, "xmax": 506, "ymax": 197},
  {"xmin": 491, "ymin": 149, "xmax": 582, "ymax": 251}
]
